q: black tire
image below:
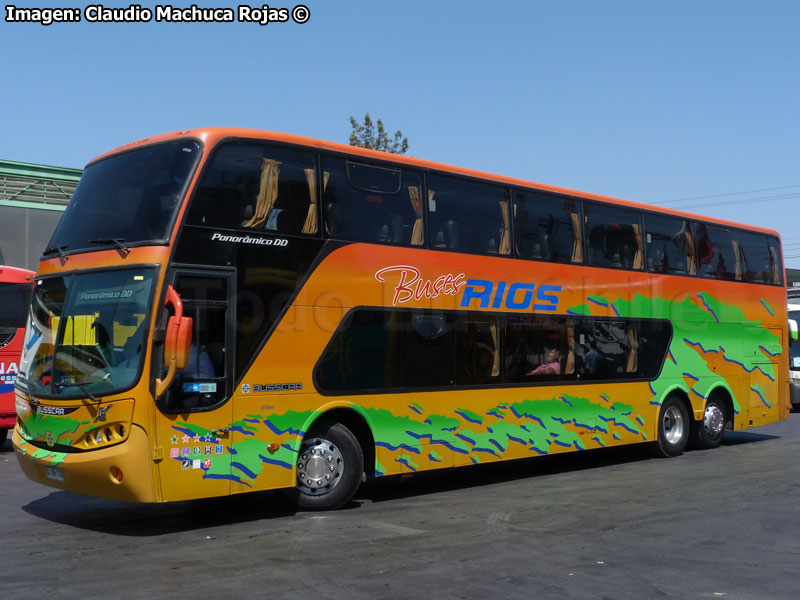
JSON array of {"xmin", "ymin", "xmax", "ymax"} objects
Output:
[
  {"xmin": 650, "ymin": 395, "xmax": 690, "ymax": 457},
  {"xmin": 0, "ymin": 428, "xmax": 7, "ymax": 450},
  {"xmin": 690, "ymin": 396, "xmax": 727, "ymax": 450},
  {"xmin": 292, "ymin": 420, "xmax": 363, "ymax": 511}
]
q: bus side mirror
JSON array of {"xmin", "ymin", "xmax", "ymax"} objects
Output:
[
  {"xmin": 155, "ymin": 286, "xmax": 192, "ymax": 398},
  {"xmin": 790, "ymin": 319, "xmax": 798, "ymax": 343},
  {"xmin": 165, "ymin": 315, "xmax": 193, "ymax": 370}
]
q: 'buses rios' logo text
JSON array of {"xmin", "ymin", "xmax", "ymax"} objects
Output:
[{"xmin": 376, "ymin": 266, "xmax": 562, "ymax": 312}]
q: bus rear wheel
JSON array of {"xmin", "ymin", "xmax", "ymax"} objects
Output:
[
  {"xmin": 293, "ymin": 420, "xmax": 363, "ymax": 511},
  {"xmin": 691, "ymin": 397, "xmax": 726, "ymax": 450},
  {"xmin": 651, "ymin": 395, "xmax": 689, "ymax": 457}
]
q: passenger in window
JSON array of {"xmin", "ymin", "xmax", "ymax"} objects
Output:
[
  {"xmin": 585, "ymin": 345, "xmax": 604, "ymax": 375},
  {"xmin": 526, "ymin": 348, "xmax": 561, "ymax": 375}
]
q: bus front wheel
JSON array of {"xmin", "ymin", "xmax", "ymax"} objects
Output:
[
  {"xmin": 651, "ymin": 395, "xmax": 689, "ymax": 457},
  {"xmin": 293, "ymin": 420, "xmax": 363, "ymax": 510}
]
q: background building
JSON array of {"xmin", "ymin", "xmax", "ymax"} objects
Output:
[{"xmin": 0, "ymin": 159, "xmax": 79, "ymax": 270}]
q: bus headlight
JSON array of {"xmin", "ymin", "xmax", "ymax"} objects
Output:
[{"xmin": 15, "ymin": 397, "xmax": 31, "ymax": 420}]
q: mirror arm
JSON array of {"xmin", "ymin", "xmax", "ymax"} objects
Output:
[{"xmin": 155, "ymin": 285, "xmax": 184, "ymax": 399}]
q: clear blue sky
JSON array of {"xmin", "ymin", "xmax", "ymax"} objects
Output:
[{"xmin": 3, "ymin": 1, "xmax": 799, "ymax": 265}]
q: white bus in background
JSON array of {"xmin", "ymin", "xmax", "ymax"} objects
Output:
[{"xmin": 788, "ymin": 288, "xmax": 800, "ymax": 411}]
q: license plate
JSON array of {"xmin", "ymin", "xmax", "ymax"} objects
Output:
[{"xmin": 44, "ymin": 467, "xmax": 64, "ymax": 482}]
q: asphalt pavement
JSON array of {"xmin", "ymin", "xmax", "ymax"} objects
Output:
[{"xmin": 1, "ymin": 415, "xmax": 799, "ymax": 599}]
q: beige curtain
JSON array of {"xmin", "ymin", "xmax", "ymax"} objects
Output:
[
  {"xmin": 625, "ymin": 328, "xmax": 638, "ymax": 373},
  {"xmin": 322, "ymin": 171, "xmax": 332, "ymax": 234},
  {"xmin": 302, "ymin": 168, "xmax": 318, "ymax": 234},
  {"xmin": 769, "ymin": 246, "xmax": 780, "ymax": 284},
  {"xmin": 242, "ymin": 159, "xmax": 280, "ymax": 228},
  {"xmin": 632, "ymin": 223, "xmax": 643, "ymax": 270},
  {"xmin": 570, "ymin": 213, "xmax": 583, "ymax": 263},
  {"xmin": 732, "ymin": 239, "xmax": 742, "ymax": 280},
  {"xmin": 685, "ymin": 230, "xmax": 697, "ymax": 275},
  {"xmin": 490, "ymin": 324, "xmax": 500, "ymax": 377},
  {"xmin": 565, "ymin": 327, "xmax": 575, "ymax": 375},
  {"xmin": 409, "ymin": 186, "xmax": 423, "ymax": 245},
  {"xmin": 498, "ymin": 200, "xmax": 511, "ymax": 255}
]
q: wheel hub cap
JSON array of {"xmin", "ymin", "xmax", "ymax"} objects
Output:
[
  {"xmin": 704, "ymin": 404, "xmax": 724, "ymax": 437},
  {"xmin": 296, "ymin": 438, "xmax": 343, "ymax": 496},
  {"xmin": 663, "ymin": 405, "xmax": 685, "ymax": 445}
]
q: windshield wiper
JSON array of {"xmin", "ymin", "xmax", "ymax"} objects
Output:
[
  {"xmin": 56, "ymin": 381, "xmax": 101, "ymax": 404},
  {"xmin": 89, "ymin": 238, "xmax": 131, "ymax": 255},
  {"xmin": 44, "ymin": 244, "xmax": 69, "ymax": 259}
]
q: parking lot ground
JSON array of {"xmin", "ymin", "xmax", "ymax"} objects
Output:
[{"xmin": 1, "ymin": 415, "xmax": 799, "ymax": 599}]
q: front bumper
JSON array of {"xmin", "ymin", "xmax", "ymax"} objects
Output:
[{"xmin": 13, "ymin": 424, "xmax": 156, "ymax": 502}]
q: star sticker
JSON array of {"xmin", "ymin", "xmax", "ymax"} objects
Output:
[
  {"xmin": 193, "ymin": 434, "xmax": 200, "ymax": 442},
  {"xmin": 170, "ymin": 435, "xmax": 178, "ymax": 445},
  {"xmin": 182, "ymin": 435, "xmax": 190, "ymax": 443}
]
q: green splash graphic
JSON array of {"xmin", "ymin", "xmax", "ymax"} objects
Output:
[
  {"xmin": 16, "ymin": 437, "xmax": 67, "ymax": 466},
  {"xmin": 364, "ymin": 394, "xmax": 641, "ymax": 474},
  {"xmin": 22, "ymin": 413, "xmax": 88, "ymax": 446}
]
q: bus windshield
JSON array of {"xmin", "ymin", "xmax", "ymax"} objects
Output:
[
  {"xmin": 45, "ymin": 140, "xmax": 201, "ymax": 254},
  {"xmin": 0, "ymin": 281, "xmax": 32, "ymax": 329},
  {"xmin": 22, "ymin": 269, "xmax": 155, "ymax": 398}
]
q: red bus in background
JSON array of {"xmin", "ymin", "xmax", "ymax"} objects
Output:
[{"xmin": 0, "ymin": 266, "xmax": 34, "ymax": 444}]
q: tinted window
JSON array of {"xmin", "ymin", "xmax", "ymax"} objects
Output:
[
  {"xmin": 740, "ymin": 232, "xmax": 782, "ymax": 285},
  {"xmin": 0, "ymin": 282, "xmax": 32, "ymax": 328},
  {"xmin": 504, "ymin": 315, "xmax": 569, "ymax": 383},
  {"xmin": 315, "ymin": 310, "xmax": 671, "ymax": 393},
  {"xmin": 322, "ymin": 156, "xmax": 423, "ymax": 246},
  {"xmin": 695, "ymin": 224, "xmax": 740, "ymax": 281},
  {"xmin": 574, "ymin": 320, "xmax": 633, "ymax": 379},
  {"xmin": 456, "ymin": 315, "xmax": 501, "ymax": 385},
  {"xmin": 404, "ymin": 312, "xmax": 456, "ymax": 388},
  {"xmin": 427, "ymin": 174, "xmax": 510, "ymax": 255},
  {"xmin": 47, "ymin": 141, "xmax": 200, "ymax": 254},
  {"xmin": 187, "ymin": 142, "xmax": 318, "ymax": 236},
  {"xmin": 644, "ymin": 214, "xmax": 693, "ymax": 276},
  {"xmin": 585, "ymin": 204, "xmax": 644, "ymax": 270},
  {"xmin": 513, "ymin": 191, "xmax": 582, "ymax": 263},
  {"xmin": 316, "ymin": 310, "xmax": 403, "ymax": 392},
  {"xmin": 573, "ymin": 319, "xmax": 669, "ymax": 380}
]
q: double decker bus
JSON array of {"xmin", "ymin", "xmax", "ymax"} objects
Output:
[
  {"xmin": 1, "ymin": 265, "xmax": 34, "ymax": 444},
  {"xmin": 13, "ymin": 128, "xmax": 789, "ymax": 510}
]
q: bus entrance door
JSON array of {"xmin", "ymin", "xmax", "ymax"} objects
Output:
[{"xmin": 154, "ymin": 269, "xmax": 236, "ymax": 502}]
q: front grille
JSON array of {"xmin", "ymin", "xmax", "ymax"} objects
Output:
[{"xmin": 0, "ymin": 328, "xmax": 16, "ymax": 349}]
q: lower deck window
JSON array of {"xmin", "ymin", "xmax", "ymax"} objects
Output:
[{"xmin": 315, "ymin": 308, "xmax": 671, "ymax": 394}]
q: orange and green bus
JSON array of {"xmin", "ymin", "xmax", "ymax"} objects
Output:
[{"xmin": 13, "ymin": 128, "xmax": 789, "ymax": 510}]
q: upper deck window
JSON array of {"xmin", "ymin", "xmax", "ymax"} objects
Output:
[
  {"xmin": 426, "ymin": 174, "xmax": 510, "ymax": 256},
  {"xmin": 46, "ymin": 141, "xmax": 200, "ymax": 255},
  {"xmin": 644, "ymin": 214, "xmax": 694, "ymax": 276},
  {"xmin": 513, "ymin": 191, "xmax": 582, "ymax": 264},
  {"xmin": 187, "ymin": 142, "xmax": 318, "ymax": 236},
  {"xmin": 695, "ymin": 224, "xmax": 740, "ymax": 281},
  {"xmin": 585, "ymin": 203, "xmax": 644, "ymax": 271},
  {"xmin": 739, "ymin": 231, "xmax": 783, "ymax": 285},
  {"xmin": 322, "ymin": 156, "xmax": 423, "ymax": 246}
]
